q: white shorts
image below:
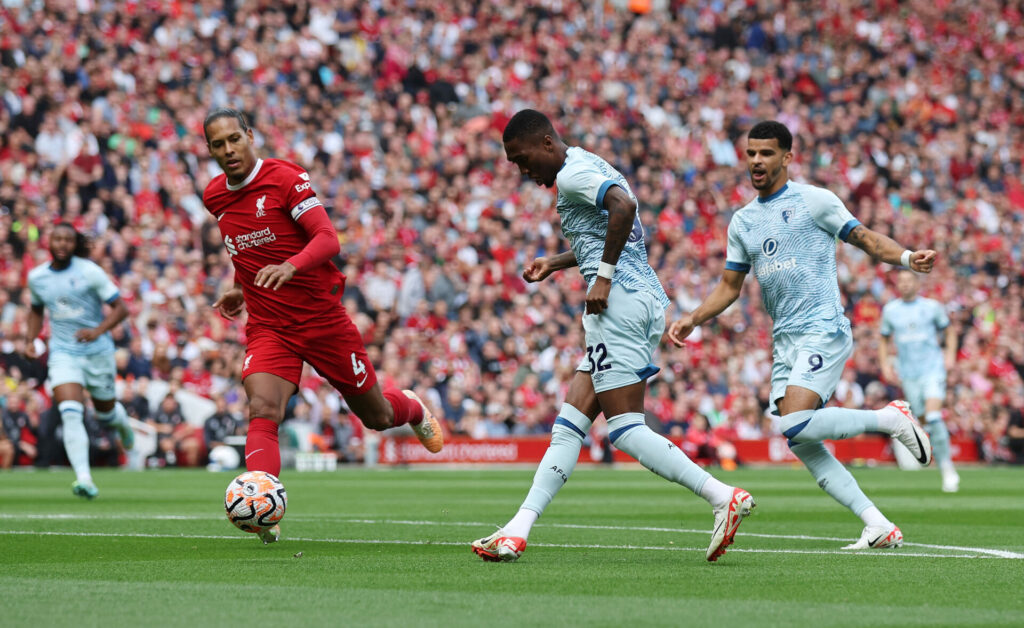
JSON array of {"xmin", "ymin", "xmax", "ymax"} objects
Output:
[
  {"xmin": 47, "ymin": 351, "xmax": 117, "ymax": 401},
  {"xmin": 770, "ymin": 330, "xmax": 853, "ymax": 413},
  {"xmin": 577, "ymin": 283, "xmax": 664, "ymax": 394},
  {"xmin": 900, "ymin": 372, "xmax": 946, "ymax": 416}
]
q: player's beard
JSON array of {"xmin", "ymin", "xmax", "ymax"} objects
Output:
[{"xmin": 751, "ymin": 164, "xmax": 782, "ymax": 190}]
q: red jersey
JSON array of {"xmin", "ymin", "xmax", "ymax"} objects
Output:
[{"xmin": 203, "ymin": 158, "xmax": 345, "ymax": 326}]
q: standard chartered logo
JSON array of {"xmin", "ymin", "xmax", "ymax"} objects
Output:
[{"xmin": 225, "ymin": 228, "xmax": 276, "ymax": 257}]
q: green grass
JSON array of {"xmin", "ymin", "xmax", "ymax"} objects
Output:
[{"xmin": 3, "ymin": 466, "xmax": 1023, "ymax": 627}]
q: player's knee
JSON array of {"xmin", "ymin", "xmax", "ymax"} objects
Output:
[
  {"xmin": 248, "ymin": 395, "xmax": 284, "ymax": 424},
  {"xmin": 779, "ymin": 410, "xmax": 814, "ymax": 441},
  {"xmin": 354, "ymin": 405, "xmax": 393, "ymax": 431},
  {"xmin": 550, "ymin": 422, "xmax": 584, "ymax": 446},
  {"xmin": 361, "ymin": 414, "xmax": 391, "ymax": 431}
]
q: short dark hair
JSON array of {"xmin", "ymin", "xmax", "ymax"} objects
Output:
[
  {"xmin": 502, "ymin": 109, "xmax": 557, "ymax": 143},
  {"xmin": 748, "ymin": 120, "xmax": 793, "ymax": 151},
  {"xmin": 203, "ymin": 108, "xmax": 250, "ymax": 142},
  {"xmin": 53, "ymin": 222, "xmax": 91, "ymax": 259}
]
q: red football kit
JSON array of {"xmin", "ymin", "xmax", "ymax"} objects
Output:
[{"xmin": 203, "ymin": 158, "xmax": 377, "ymax": 395}]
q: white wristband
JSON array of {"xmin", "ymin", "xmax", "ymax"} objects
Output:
[
  {"xmin": 597, "ymin": 262, "xmax": 616, "ymax": 280},
  {"xmin": 900, "ymin": 250, "xmax": 913, "ymax": 269}
]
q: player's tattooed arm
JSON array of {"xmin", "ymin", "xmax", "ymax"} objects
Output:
[
  {"xmin": 587, "ymin": 185, "xmax": 636, "ymax": 314},
  {"xmin": 523, "ymin": 251, "xmax": 577, "ymax": 283},
  {"xmin": 600, "ymin": 185, "xmax": 636, "ymax": 268},
  {"xmin": 845, "ymin": 225, "xmax": 937, "ymax": 273},
  {"xmin": 547, "ymin": 251, "xmax": 579, "ymax": 271}
]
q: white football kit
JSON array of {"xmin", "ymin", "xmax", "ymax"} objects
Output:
[
  {"xmin": 556, "ymin": 146, "xmax": 670, "ymax": 393},
  {"xmin": 725, "ymin": 181, "xmax": 861, "ymax": 409},
  {"xmin": 28, "ymin": 256, "xmax": 121, "ymax": 399},
  {"xmin": 880, "ymin": 297, "xmax": 950, "ymax": 415}
]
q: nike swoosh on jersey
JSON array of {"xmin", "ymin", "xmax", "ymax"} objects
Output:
[{"xmin": 217, "ymin": 213, "xmax": 226, "ymax": 221}]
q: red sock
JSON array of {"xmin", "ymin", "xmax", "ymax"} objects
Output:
[
  {"xmin": 383, "ymin": 388, "xmax": 424, "ymax": 427},
  {"xmin": 245, "ymin": 417, "xmax": 281, "ymax": 477}
]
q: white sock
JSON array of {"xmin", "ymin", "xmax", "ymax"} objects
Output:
[
  {"xmin": 59, "ymin": 400, "xmax": 92, "ymax": 484},
  {"xmin": 514, "ymin": 403, "xmax": 591, "ymax": 540},
  {"xmin": 924, "ymin": 410, "xmax": 956, "ymax": 473},
  {"xmin": 95, "ymin": 402, "xmax": 130, "ymax": 430},
  {"xmin": 875, "ymin": 406, "xmax": 903, "ymax": 434},
  {"xmin": 789, "ymin": 441, "xmax": 876, "ymax": 519},
  {"xmin": 606, "ymin": 413, "xmax": 718, "ymax": 503},
  {"xmin": 781, "ymin": 407, "xmax": 879, "ymax": 442},
  {"xmin": 698, "ymin": 476, "xmax": 735, "ymax": 510},
  {"xmin": 504, "ymin": 508, "xmax": 540, "ymax": 539},
  {"xmin": 859, "ymin": 505, "xmax": 892, "ymax": 528}
]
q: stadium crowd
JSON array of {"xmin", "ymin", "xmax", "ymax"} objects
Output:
[{"xmin": 2, "ymin": 0, "xmax": 1024, "ymax": 468}]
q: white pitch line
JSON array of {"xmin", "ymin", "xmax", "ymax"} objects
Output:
[
  {"xmin": 339, "ymin": 518, "xmax": 1024, "ymax": 560},
  {"xmin": 0, "ymin": 529, "xmax": 1001, "ymax": 560},
  {"xmin": 4, "ymin": 514, "xmax": 1022, "ymax": 560},
  {"xmin": 0, "ymin": 513, "xmax": 206, "ymax": 521}
]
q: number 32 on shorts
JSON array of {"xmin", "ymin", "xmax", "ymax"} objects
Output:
[{"xmin": 587, "ymin": 343, "xmax": 612, "ymax": 372}]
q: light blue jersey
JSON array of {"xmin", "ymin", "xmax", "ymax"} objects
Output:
[
  {"xmin": 880, "ymin": 297, "xmax": 950, "ymax": 380},
  {"xmin": 725, "ymin": 181, "xmax": 860, "ymax": 337},
  {"xmin": 28, "ymin": 257, "xmax": 120, "ymax": 357},
  {"xmin": 556, "ymin": 147, "xmax": 670, "ymax": 309}
]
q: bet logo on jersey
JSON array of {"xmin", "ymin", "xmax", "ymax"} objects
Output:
[{"xmin": 762, "ymin": 238, "xmax": 779, "ymax": 257}]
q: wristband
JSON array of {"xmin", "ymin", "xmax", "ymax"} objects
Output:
[
  {"xmin": 597, "ymin": 262, "xmax": 616, "ymax": 280},
  {"xmin": 900, "ymin": 250, "xmax": 913, "ymax": 269}
]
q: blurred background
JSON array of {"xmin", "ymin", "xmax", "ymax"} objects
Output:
[{"xmin": 1, "ymin": 0, "xmax": 1022, "ymax": 471}]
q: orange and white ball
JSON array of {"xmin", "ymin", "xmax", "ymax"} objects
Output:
[{"xmin": 224, "ymin": 471, "xmax": 287, "ymax": 533}]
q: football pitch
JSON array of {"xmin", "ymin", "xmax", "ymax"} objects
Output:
[{"xmin": 3, "ymin": 466, "xmax": 1023, "ymax": 628}]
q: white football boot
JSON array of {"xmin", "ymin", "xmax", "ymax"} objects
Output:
[
  {"xmin": 706, "ymin": 487, "xmax": 756, "ymax": 562},
  {"xmin": 884, "ymin": 401, "xmax": 932, "ymax": 466},
  {"xmin": 842, "ymin": 524, "xmax": 903, "ymax": 550},
  {"xmin": 471, "ymin": 528, "xmax": 526, "ymax": 562}
]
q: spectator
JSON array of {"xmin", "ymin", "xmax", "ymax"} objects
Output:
[
  {"xmin": 203, "ymin": 396, "xmax": 244, "ymax": 462},
  {"xmin": 147, "ymin": 393, "xmax": 200, "ymax": 467},
  {"xmin": 0, "ymin": 0, "xmax": 1021, "ymax": 466}
]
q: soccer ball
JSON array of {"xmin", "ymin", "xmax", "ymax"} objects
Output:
[{"xmin": 224, "ymin": 471, "xmax": 287, "ymax": 533}]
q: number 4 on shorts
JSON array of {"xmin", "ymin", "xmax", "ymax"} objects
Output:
[{"xmin": 351, "ymin": 353, "xmax": 368, "ymax": 387}]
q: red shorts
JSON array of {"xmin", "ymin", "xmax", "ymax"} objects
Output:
[{"xmin": 242, "ymin": 311, "xmax": 377, "ymax": 396}]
